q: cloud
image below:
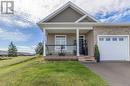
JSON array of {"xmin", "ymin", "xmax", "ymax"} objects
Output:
[
  {"xmin": 0, "ymin": 28, "xmax": 4, "ymax": 33},
  {"xmin": 0, "ymin": 28, "xmax": 31, "ymax": 41},
  {"xmin": 75, "ymin": 0, "xmax": 130, "ymax": 14},
  {"xmin": 12, "ymin": 0, "xmax": 63, "ymax": 22},
  {"xmin": 0, "ymin": 0, "xmax": 130, "ymax": 23},
  {"xmin": 99, "ymin": 9, "xmax": 130, "ymax": 22},
  {"xmin": 0, "ymin": 48, "xmax": 8, "ymax": 51},
  {"xmin": 17, "ymin": 45, "xmax": 35, "ymax": 53},
  {"xmin": 3, "ymin": 0, "xmax": 127, "ymax": 23},
  {"xmin": 15, "ymin": 20, "xmax": 31, "ymax": 27},
  {"xmin": 0, "ymin": 16, "xmax": 32, "ymax": 28}
]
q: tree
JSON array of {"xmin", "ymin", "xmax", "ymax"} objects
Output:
[
  {"xmin": 8, "ymin": 42, "xmax": 17, "ymax": 57},
  {"xmin": 94, "ymin": 44, "xmax": 100, "ymax": 62},
  {"xmin": 35, "ymin": 42, "xmax": 43, "ymax": 55}
]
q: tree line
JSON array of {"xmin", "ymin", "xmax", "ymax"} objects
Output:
[{"xmin": 7, "ymin": 42, "xmax": 43, "ymax": 57}]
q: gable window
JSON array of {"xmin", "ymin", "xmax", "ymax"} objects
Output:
[
  {"xmin": 113, "ymin": 37, "xmax": 117, "ymax": 41},
  {"xmin": 99, "ymin": 37, "xmax": 104, "ymax": 41},
  {"xmin": 119, "ymin": 37, "xmax": 124, "ymax": 41},
  {"xmin": 55, "ymin": 35, "xmax": 66, "ymax": 50},
  {"xmin": 106, "ymin": 38, "xmax": 110, "ymax": 41}
]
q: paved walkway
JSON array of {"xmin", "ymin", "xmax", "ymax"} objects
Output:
[{"xmin": 81, "ymin": 61, "xmax": 130, "ymax": 86}]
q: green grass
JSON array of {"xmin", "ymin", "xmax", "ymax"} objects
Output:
[
  {"xmin": 0, "ymin": 57, "xmax": 107, "ymax": 86},
  {"xmin": 0, "ymin": 56, "xmax": 34, "ymax": 67}
]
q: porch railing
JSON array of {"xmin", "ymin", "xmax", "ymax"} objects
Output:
[{"xmin": 46, "ymin": 45, "xmax": 77, "ymax": 56}]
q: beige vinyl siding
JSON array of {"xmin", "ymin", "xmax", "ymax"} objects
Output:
[
  {"xmin": 86, "ymin": 30, "xmax": 94, "ymax": 56},
  {"xmin": 46, "ymin": 7, "xmax": 83, "ymax": 22}
]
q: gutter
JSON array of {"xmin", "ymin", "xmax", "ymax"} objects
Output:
[{"xmin": 38, "ymin": 22, "xmax": 130, "ymax": 27}]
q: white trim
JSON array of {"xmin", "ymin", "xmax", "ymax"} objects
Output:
[
  {"xmin": 97, "ymin": 35, "xmax": 129, "ymax": 61},
  {"xmin": 39, "ymin": 1, "xmax": 84, "ymax": 23},
  {"xmin": 43, "ymin": 29, "xmax": 46, "ymax": 56},
  {"xmin": 38, "ymin": 23, "xmax": 130, "ymax": 30},
  {"xmin": 75, "ymin": 15, "xmax": 98, "ymax": 23},
  {"xmin": 76, "ymin": 29, "xmax": 80, "ymax": 56},
  {"xmin": 43, "ymin": 27, "xmax": 93, "ymax": 30},
  {"xmin": 38, "ymin": 1, "xmax": 98, "ymax": 23},
  {"xmin": 55, "ymin": 35, "xmax": 67, "ymax": 51},
  {"xmin": 75, "ymin": 15, "xmax": 87, "ymax": 23},
  {"xmin": 38, "ymin": 22, "xmax": 130, "ymax": 26}
]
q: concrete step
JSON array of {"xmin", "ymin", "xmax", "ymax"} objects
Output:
[{"xmin": 78, "ymin": 56, "xmax": 96, "ymax": 62}]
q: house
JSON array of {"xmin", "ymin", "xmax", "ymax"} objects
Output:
[{"xmin": 37, "ymin": 1, "xmax": 130, "ymax": 61}]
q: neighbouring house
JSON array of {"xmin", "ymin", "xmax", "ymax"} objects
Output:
[{"xmin": 37, "ymin": 1, "xmax": 130, "ymax": 61}]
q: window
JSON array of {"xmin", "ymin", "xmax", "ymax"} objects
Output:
[
  {"xmin": 119, "ymin": 37, "xmax": 124, "ymax": 41},
  {"xmin": 99, "ymin": 37, "xmax": 104, "ymax": 41},
  {"xmin": 55, "ymin": 35, "xmax": 66, "ymax": 50},
  {"xmin": 113, "ymin": 37, "xmax": 117, "ymax": 41},
  {"xmin": 106, "ymin": 38, "xmax": 110, "ymax": 41}
]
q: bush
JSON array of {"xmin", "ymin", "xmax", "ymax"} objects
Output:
[{"xmin": 94, "ymin": 44, "xmax": 100, "ymax": 62}]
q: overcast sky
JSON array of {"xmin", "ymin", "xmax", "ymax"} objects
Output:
[{"xmin": 0, "ymin": 0, "xmax": 130, "ymax": 53}]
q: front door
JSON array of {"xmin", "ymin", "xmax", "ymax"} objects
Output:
[{"xmin": 79, "ymin": 35, "xmax": 85, "ymax": 55}]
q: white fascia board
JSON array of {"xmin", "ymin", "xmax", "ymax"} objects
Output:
[
  {"xmin": 38, "ymin": 1, "xmax": 86, "ymax": 23},
  {"xmin": 38, "ymin": 3, "xmax": 69, "ymax": 23},
  {"xmin": 38, "ymin": 2, "xmax": 73, "ymax": 23},
  {"xmin": 43, "ymin": 26, "xmax": 93, "ymax": 30},
  {"xmin": 84, "ymin": 13, "xmax": 99, "ymax": 22},
  {"xmin": 38, "ymin": 22, "xmax": 130, "ymax": 27},
  {"xmin": 75, "ymin": 15, "xmax": 87, "ymax": 23},
  {"xmin": 69, "ymin": 2, "xmax": 86, "ymax": 15},
  {"xmin": 69, "ymin": 2, "xmax": 99, "ymax": 22},
  {"xmin": 38, "ymin": 1, "xmax": 99, "ymax": 23}
]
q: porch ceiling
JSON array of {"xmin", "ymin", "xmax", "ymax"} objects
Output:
[{"xmin": 46, "ymin": 29, "xmax": 90, "ymax": 33}]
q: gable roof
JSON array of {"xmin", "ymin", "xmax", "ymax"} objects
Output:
[
  {"xmin": 45, "ymin": 7, "xmax": 83, "ymax": 22},
  {"xmin": 39, "ymin": 1, "xmax": 98, "ymax": 23}
]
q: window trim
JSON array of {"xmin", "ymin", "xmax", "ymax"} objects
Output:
[{"xmin": 55, "ymin": 35, "xmax": 67, "ymax": 50}]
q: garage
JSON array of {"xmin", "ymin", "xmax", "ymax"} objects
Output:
[{"xmin": 98, "ymin": 35, "xmax": 129, "ymax": 61}]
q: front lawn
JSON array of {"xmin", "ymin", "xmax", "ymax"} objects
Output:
[
  {"xmin": 0, "ymin": 57, "xmax": 107, "ymax": 86},
  {"xmin": 0, "ymin": 56, "xmax": 34, "ymax": 67}
]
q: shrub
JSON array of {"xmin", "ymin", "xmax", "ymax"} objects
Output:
[{"xmin": 94, "ymin": 44, "xmax": 100, "ymax": 62}]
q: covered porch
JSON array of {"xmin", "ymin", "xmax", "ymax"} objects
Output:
[{"xmin": 43, "ymin": 26, "xmax": 94, "ymax": 57}]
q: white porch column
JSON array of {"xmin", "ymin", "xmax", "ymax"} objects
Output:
[
  {"xmin": 43, "ymin": 29, "xmax": 46, "ymax": 56},
  {"xmin": 76, "ymin": 29, "xmax": 80, "ymax": 56}
]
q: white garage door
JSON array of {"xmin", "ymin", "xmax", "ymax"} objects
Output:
[{"xmin": 98, "ymin": 35, "xmax": 129, "ymax": 61}]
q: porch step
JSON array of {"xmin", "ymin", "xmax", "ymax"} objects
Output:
[{"xmin": 78, "ymin": 56, "xmax": 96, "ymax": 62}]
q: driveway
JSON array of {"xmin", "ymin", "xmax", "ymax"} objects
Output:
[{"xmin": 81, "ymin": 61, "xmax": 130, "ymax": 86}]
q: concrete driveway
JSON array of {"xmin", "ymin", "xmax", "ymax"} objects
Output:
[{"xmin": 81, "ymin": 61, "xmax": 130, "ymax": 86}]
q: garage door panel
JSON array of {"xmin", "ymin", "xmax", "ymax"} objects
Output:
[{"xmin": 98, "ymin": 36, "xmax": 129, "ymax": 61}]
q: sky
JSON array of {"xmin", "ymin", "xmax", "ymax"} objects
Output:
[{"xmin": 0, "ymin": 0, "xmax": 130, "ymax": 53}]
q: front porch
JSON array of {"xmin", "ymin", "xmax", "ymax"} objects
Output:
[
  {"xmin": 44, "ymin": 55, "xmax": 96, "ymax": 62},
  {"xmin": 43, "ymin": 28, "xmax": 94, "ymax": 57}
]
